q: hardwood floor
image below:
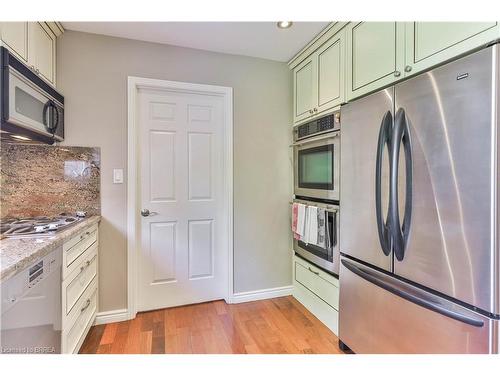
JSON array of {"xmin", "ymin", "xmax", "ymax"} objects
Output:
[{"xmin": 79, "ymin": 296, "xmax": 344, "ymax": 354}]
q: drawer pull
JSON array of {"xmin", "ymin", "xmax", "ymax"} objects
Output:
[
  {"xmin": 80, "ymin": 231, "xmax": 91, "ymax": 240},
  {"xmin": 308, "ymin": 267, "xmax": 320, "ymax": 276},
  {"xmin": 80, "ymin": 298, "xmax": 91, "ymax": 313},
  {"xmin": 79, "ymin": 257, "xmax": 94, "ymax": 274}
]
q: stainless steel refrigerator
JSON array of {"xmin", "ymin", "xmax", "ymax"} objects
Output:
[{"xmin": 339, "ymin": 43, "xmax": 500, "ymax": 354}]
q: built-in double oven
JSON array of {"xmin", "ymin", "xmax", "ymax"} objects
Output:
[{"xmin": 293, "ymin": 112, "xmax": 341, "ymax": 275}]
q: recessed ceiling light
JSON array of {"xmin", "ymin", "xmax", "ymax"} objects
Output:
[
  {"xmin": 11, "ymin": 134, "xmax": 31, "ymax": 141},
  {"xmin": 277, "ymin": 21, "xmax": 293, "ymax": 29}
]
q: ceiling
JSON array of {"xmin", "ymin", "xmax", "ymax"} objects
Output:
[{"xmin": 62, "ymin": 22, "xmax": 330, "ymax": 62}]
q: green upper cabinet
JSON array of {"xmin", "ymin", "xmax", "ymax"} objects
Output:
[
  {"xmin": 292, "ymin": 25, "xmax": 346, "ymax": 125},
  {"xmin": 294, "ymin": 56, "xmax": 315, "ymax": 124},
  {"xmin": 316, "ymin": 30, "xmax": 345, "ymax": 115},
  {"xmin": 291, "ymin": 21, "xmax": 500, "ymax": 111},
  {"xmin": 404, "ymin": 22, "xmax": 500, "ymax": 77},
  {"xmin": 346, "ymin": 22, "xmax": 405, "ymax": 101}
]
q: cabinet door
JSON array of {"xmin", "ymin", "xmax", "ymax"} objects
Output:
[
  {"xmin": 315, "ymin": 29, "xmax": 345, "ymax": 114},
  {"xmin": 405, "ymin": 22, "xmax": 500, "ymax": 76},
  {"xmin": 346, "ymin": 22, "xmax": 404, "ymax": 101},
  {"xmin": 0, "ymin": 22, "xmax": 28, "ymax": 61},
  {"xmin": 293, "ymin": 57, "xmax": 315, "ymax": 124},
  {"xmin": 28, "ymin": 22, "xmax": 55, "ymax": 85}
]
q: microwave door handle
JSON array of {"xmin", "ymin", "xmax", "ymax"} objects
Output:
[
  {"xmin": 42, "ymin": 100, "xmax": 50, "ymax": 129},
  {"xmin": 51, "ymin": 104, "xmax": 59, "ymax": 133}
]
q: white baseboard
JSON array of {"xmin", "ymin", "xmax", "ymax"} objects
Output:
[
  {"xmin": 93, "ymin": 308, "xmax": 129, "ymax": 325},
  {"xmin": 229, "ymin": 285, "xmax": 294, "ymax": 304}
]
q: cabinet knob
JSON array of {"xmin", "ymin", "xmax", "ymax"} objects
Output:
[
  {"xmin": 394, "ymin": 71, "xmax": 401, "ymax": 77},
  {"xmin": 313, "ymin": 108, "xmax": 318, "ymax": 112},
  {"xmin": 404, "ymin": 65, "xmax": 412, "ymax": 73},
  {"xmin": 309, "ymin": 109, "xmax": 314, "ymax": 114}
]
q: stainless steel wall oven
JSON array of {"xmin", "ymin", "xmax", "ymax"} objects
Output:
[
  {"xmin": 293, "ymin": 198, "xmax": 340, "ymax": 275},
  {"xmin": 293, "ymin": 112, "xmax": 340, "ymax": 201}
]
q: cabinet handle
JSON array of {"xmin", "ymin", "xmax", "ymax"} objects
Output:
[
  {"xmin": 308, "ymin": 267, "xmax": 320, "ymax": 276},
  {"xmin": 404, "ymin": 65, "xmax": 412, "ymax": 73},
  {"xmin": 80, "ymin": 298, "xmax": 91, "ymax": 313},
  {"xmin": 80, "ymin": 231, "xmax": 91, "ymax": 240},
  {"xmin": 78, "ymin": 256, "xmax": 95, "ymax": 274},
  {"xmin": 394, "ymin": 71, "xmax": 401, "ymax": 77}
]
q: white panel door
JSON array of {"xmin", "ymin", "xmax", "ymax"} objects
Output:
[{"xmin": 137, "ymin": 88, "xmax": 226, "ymax": 311}]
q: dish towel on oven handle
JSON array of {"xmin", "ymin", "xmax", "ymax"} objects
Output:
[
  {"xmin": 294, "ymin": 203, "xmax": 306, "ymax": 240},
  {"xmin": 291, "ymin": 202, "xmax": 299, "ymax": 240},
  {"xmin": 304, "ymin": 206, "xmax": 318, "ymax": 245},
  {"xmin": 316, "ymin": 207, "xmax": 326, "ymax": 249}
]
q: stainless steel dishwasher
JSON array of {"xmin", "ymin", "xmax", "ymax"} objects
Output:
[{"xmin": 1, "ymin": 247, "xmax": 62, "ymax": 354}]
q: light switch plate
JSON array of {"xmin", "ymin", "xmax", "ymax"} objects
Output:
[{"xmin": 113, "ymin": 169, "xmax": 124, "ymax": 184}]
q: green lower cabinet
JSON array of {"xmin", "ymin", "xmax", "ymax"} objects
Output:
[
  {"xmin": 404, "ymin": 22, "xmax": 500, "ymax": 77},
  {"xmin": 292, "ymin": 255, "xmax": 339, "ymax": 335},
  {"xmin": 346, "ymin": 22, "xmax": 405, "ymax": 101}
]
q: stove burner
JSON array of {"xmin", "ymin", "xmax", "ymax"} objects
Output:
[{"xmin": 0, "ymin": 214, "xmax": 84, "ymax": 238}]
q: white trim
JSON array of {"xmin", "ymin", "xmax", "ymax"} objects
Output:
[
  {"xmin": 93, "ymin": 309, "xmax": 129, "ymax": 326},
  {"xmin": 127, "ymin": 76, "xmax": 234, "ymax": 319},
  {"xmin": 229, "ymin": 285, "xmax": 294, "ymax": 304}
]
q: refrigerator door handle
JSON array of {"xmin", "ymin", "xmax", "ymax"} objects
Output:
[
  {"xmin": 375, "ymin": 110, "xmax": 393, "ymax": 256},
  {"xmin": 341, "ymin": 259, "xmax": 485, "ymax": 328},
  {"xmin": 391, "ymin": 108, "xmax": 413, "ymax": 261}
]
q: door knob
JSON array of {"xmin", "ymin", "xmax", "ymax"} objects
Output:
[
  {"xmin": 394, "ymin": 71, "xmax": 401, "ymax": 77},
  {"xmin": 141, "ymin": 209, "xmax": 157, "ymax": 217},
  {"xmin": 404, "ymin": 65, "xmax": 412, "ymax": 73}
]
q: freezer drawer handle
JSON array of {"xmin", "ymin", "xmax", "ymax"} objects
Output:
[{"xmin": 341, "ymin": 259, "xmax": 484, "ymax": 328}]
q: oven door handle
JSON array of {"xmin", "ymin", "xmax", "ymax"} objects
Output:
[
  {"xmin": 291, "ymin": 131, "xmax": 339, "ymax": 147},
  {"xmin": 332, "ymin": 210, "xmax": 337, "ymax": 248}
]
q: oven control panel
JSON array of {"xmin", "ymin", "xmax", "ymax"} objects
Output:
[{"xmin": 295, "ymin": 112, "xmax": 340, "ymax": 141}]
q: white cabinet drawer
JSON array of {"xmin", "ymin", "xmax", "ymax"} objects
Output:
[
  {"xmin": 63, "ymin": 225, "xmax": 98, "ymax": 277},
  {"xmin": 63, "ymin": 243, "xmax": 98, "ymax": 315},
  {"xmin": 294, "ymin": 258, "xmax": 339, "ymax": 310},
  {"xmin": 63, "ymin": 278, "xmax": 97, "ymax": 354}
]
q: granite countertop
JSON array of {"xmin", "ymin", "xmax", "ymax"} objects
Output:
[{"xmin": 0, "ymin": 215, "xmax": 101, "ymax": 283}]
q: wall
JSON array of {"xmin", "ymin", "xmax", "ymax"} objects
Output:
[
  {"xmin": 57, "ymin": 30, "xmax": 293, "ymax": 312},
  {"xmin": 0, "ymin": 144, "xmax": 100, "ymax": 219}
]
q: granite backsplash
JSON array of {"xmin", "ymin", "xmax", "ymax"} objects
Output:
[{"xmin": 0, "ymin": 144, "xmax": 100, "ymax": 219}]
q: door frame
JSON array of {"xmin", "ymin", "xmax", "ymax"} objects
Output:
[{"xmin": 126, "ymin": 76, "xmax": 234, "ymax": 319}]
